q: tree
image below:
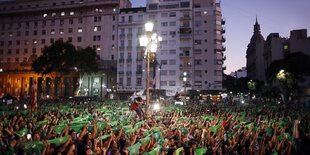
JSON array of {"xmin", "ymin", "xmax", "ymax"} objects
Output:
[
  {"xmin": 266, "ymin": 52, "xmax": 310, "ymax": 102},
  {"xmin": 31, "ymin": 40, "xmax": 76, "ymax": 76},
  {"xmin": 31, "ymin": 40, "xmax": 100, "ymax": 97}
]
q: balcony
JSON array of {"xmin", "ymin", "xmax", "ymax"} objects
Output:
[
  {"xmin": 223, "ymin": 55, "xmax": 226, "ymax": 61},
  {"xmin": 119, "ymin": 34, "xmax": 125, "ymax": 39},
  {"xmin": 136, "ymin": 58, "xmax": 143, "ymax": 62},
  {"xmin": 119, "ymin": 46, "xmax": 125, "ymax": 51},
  {"xmin": 126, "ymin": 58, "xmax": 132, "ymax": 63},
  {"xmin": 223, "ymin": 65, "xmax": 226, "ymax": 70},
  {"xmin": 221, "ymin": 18, "xmax": 226, "ymax": 25},
  {"xmin": 180, "ymin": 15, "xmax": 191, "ymax": 21},
  {"xmin": 179, "ymin": 53, "xmax": 191, "ymax": 59},
  {"xmin": 222, "ymin": 36, "xmax": 226, "ymax": 42},
  {"xmin": 126, "ymin": 46, "xmax": 132, "ymax": 51},
  {"xmin": 222, "ymin": 45, "xmax": 226, "ymax": 51},
  {"xmin": 180, "ymin": 34, "xmax": 192, "ymax": 39},
  {"xmin": 118, "ymin": 71, "xmax": 124, "ymax": 75},
  {"xmin": 126, "ymin": 71, "xmax": 132, "ymax": 76},
  {"xmin": 127, "ymin": 33, "xmax": 132, "ymax": 38},
  {"xmin": 221, "ymin": 27, "xmax": 225, "ymax": 34},
  {"xmin": 119, "ymin": 59, "xmax": 124, "ymax": 63},
  {"xmin": 136, "ymin": 71, "xmax": 143, "ymax": 75},
  {"xmin": 180, "ymin": 64, "xmax": 191, "ymax": 69}
]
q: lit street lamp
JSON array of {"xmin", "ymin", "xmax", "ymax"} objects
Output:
[
  {"xmin": 183, "ymin": 72, "xmax": 187, "ymax": 94},
  {"xmin": 139, "ymin": 21, "xmax": 162, "ymax": 117}
]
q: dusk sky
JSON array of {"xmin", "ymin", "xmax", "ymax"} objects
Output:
[{"xmin": 131, "ymin": 0, "xmax": 310, "ymax": 74}]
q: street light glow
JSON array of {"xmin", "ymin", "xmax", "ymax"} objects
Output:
[{"xmin": 145, "ymin": 22, "xmax": 154, "ymax": 32}]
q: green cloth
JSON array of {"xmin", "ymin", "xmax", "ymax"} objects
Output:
[
  {"xmin": 246, "ymin": 122, "xmax": 254, "ymax": 129},
  {"xmin": 36, "ymin": 120, "xmax": 49, "ymax": 127},
  {"xmin": 195, "ymin": 148, "xmax": 208, "ymax": 155},
  {"xmin": 69, "ymin": 123, "xmax": 87, "ymax": 132},
  {"xmin": 53, "ymin": 124, "xmax": 66, "ymax": 134},
  {"xmin": 174, "ymin": 147, "xmax": 184, "ymax": 155},
  {"xmin": 47, "ymin": 135, "xmax": 70, "ymax": 145},
  {"xmin": 14, "ymin": 128, "xmax": 28, "ymax": 137},
  {"xmin": 98, "ymin": 134, "xmax": 111, "ymax": 140},
  {"xmin": 210, "ymin": 125, "xmax": 219, "ymax": 134},
  {"xmin": 152, "ymin": 132, "xmax": 161, "ymax": 141},
  {"xmin": 20, "ymin": 141, "xmax": 45, "ymax": 154},
  {"xmin": 97, "ymin": 121, "xmax": 108, "ymax": 131},
  {"xmin": 129, "ymin": 142, "xmax": 141, "ymax": 155},
  {"xmin": 148, "ymin": 145, "xmax": 161, "ymax": 155},
  {"xmin": 139, "ymin": 136, "xmax": 151, "ymax": 145}
]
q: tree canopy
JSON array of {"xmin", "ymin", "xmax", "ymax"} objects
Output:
[
  {"xmin": 266, "ymin": 52, "xmax": 310, "ymax": 101},
  {"xmin": 31, "ymin": 40, "xmax": 99, "ymax": 76}
]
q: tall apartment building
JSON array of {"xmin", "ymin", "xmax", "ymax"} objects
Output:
[
  {"xmin": 0, "ymin": 0, "xmax": 131, "ymax": 98},
  {"xmin": 117, "ymin": 0, "xmax": 226, "ymax": 95}
]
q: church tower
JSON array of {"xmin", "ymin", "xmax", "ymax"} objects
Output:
[{"xmin": 246, "ymin": 17, "xmax": 265, "ymax": 82}]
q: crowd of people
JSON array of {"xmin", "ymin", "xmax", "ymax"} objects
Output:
[{"xmin": 0, "ymin": 98, "xmax": 309, "ymax": 155}]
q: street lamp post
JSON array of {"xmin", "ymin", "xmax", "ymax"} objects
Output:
[{"xmin": 139, "ymin": 22, "xmax": 162, "ymax": 117}]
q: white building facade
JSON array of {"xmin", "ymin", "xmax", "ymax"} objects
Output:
[{"xmin": 116, "ymin": 0, "xmax": 226, "ymax": 95}]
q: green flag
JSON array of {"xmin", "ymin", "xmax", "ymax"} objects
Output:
[
  {"xmin": 53, "ymin": 124, "xmax": 66, "ymax": 134},
  {"xmin": 174, "ymin": 147, "xmax": 184, "ymax": 155},
  {"xmin": 210, "ymin": 125, "xmax": 219, "ymax": 134},
  {"xmin": 139, "ymin": 136, "xmax": 151, "ymax": 145},
  {"xmin": 98, "ymin": 134, "xmax": 111, "ymax": 140},
  {"xmin": 20, "ymin": 141, "xmax": 45, "ymax": 154},
  {"xmin": 14, "ymin": 128, "xmax": 28, "ymax": 137},
  {"xmin": 152, "ymin": 132, "xmax": 161, "ymax": 141},
  {"xmin": 97, "ymin": 121, "xmax": 108, "ymax": 131},
  {"xmin": 47, "ymin": 135, "xmax": 70, "ymax": 145},
  {"xmin": 195, "ymin": 148, "xmax": 208, "ymax": 155},
  {"xmin": 148, "ymin": 145, "xmax": 161, "ymax": 155},
  {"xmin": 129, "ymin": 142, "xmax": 141, "ymax": 155}
]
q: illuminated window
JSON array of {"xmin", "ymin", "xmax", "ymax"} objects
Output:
[
  {"xmin": 61, "ymin": 12, "xmax": 65, "ymax": 16},
  {"xmin": 51, "ymin": 29, "xmax": 55, "ymax": 34},
  {"xmin": 70, "ymin": 11, "xmax": 74, "ymax": 15},
  {"xmin": 52, "ymin": 13, "xmax": 56, "ymax": 17},
  {"xmin": 78, "ymin": 27, "xmax": 82, "ymax": 33},
  {"xmin": 43, "ymin": 14, "xmax": 47, "ymax": 18}
]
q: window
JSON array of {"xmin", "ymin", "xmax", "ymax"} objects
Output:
[
  {"xmin": 194, "ymin": 59, "xmax": 202, "ymax": 65},
  {"xmin": 41, "ymin": 39, "xmax": 45, "ymax": 44},
  {"xmin": 43, "ymin": 13, "xmax": 47, "ymax": 18},
  {"xmin": 169, "ymin": 31, "xmax": 176, "ymax": 37},
  {"xmin": 136, "ymin": 78, "xmax": 142, "ymax": 86},
  {"xmin": 94, "ymin": 16, "xmax": 101, "ymax": 22},
  {"xmin": 93, "ymin": 35, "xmax": 101, "ymax": 41},
  {"xmin": 70, "ymin": 11, "xmax": 74, "ymax": 15},
  {"xmin": 161, "ymin": 70, "xmax": 167, "ymax": 76},
  {"xmin": 68, "ymin": 37, "xmax": 72, "ymax": 42},
  {"xmin": 50, "ymin": 29, "xmax": 55, "ymax": 34},
  {"xmin": 127, "ymin": 77, "xmax": 131, "ymax": 86},
  {"xmin": 24, "ymin": 48, "xmax": 28, "ymax": 54},
  {"xmin": 169, "ymin": 81, "xmax": 176, "ymax": 86},
  {"xmin": 180, "ymin": 2, "xmax": 190, "ymax": 8},
  {"xmin": 42, "ymin": 30, "xmax": 46, "ymax": 35},
  {"xmin": 61, "ymin": 12, "xmax": 65, "ymax": 16},
  {"xmin": 33, "ymin": 30, "xmax": 37, "ymax": 35},
  {"xmin": 68, "ymin": 28, "xmax": 73, "ymax": 33},
  {"xmin": 8, "ymin": 40, "xmax": 12, "ymax": 46},
  {"xmin": 169, "ymin": 50, "xmax": 176, "ymax": 54},
  {"xmin": 169, "ymin": 60, "xmax": 176, "ymax": 65},
  {"xmin": 7, "ymin": 49, "xmax": 12, "ymax": 54},
  {"xmin": 60, "ymin": 19, "xmax": 64, "ymax": 25},
  {"xmin": 25, "ymin": 31, "xmax": 29, "ymax": 36},
  {"xmin": 16, "ymin": 49, "xmax": 20, "ymax": 54},
  {"xmin": 169, "ymin": 21, "xmax": 176, "ymax": 26},
  {"xmin": 60, "ymin": 28, "xmax": 64, "ymax": 34},
  {"xmin": 78, "ymin": 18, "xmax": 83, "ymax": 23},
  {"xmin": 50, "ymin": 38, "xmax": 54, "ymax": 43},
  {"xmin": 32, "ymin": 48, "xmax": 36, "ymax": 54},
  {"xmin": 77, "ymin": 37, "xmax": 82, "ymax": 42},
  {"xmin": 51, "ymin": 20, "xmax": 55, "ymax": 26},
  {"xmin": 160, "ymin": 60, "xmax": 167, "ymax": 65},
  {"xmin": 194, "ymin": 11, "xmax": 201, "ymax": 16},
  {"xmin": 94, "ymin": 26, "xmax": 101, "ymax": 31},
  {"xmin": 69, "ymin": 19, "xmax": 74, "ymax": 24},
  {"xmin": 161, "ymin": 22, "xmax": 168, "ymax": 27},
  {"xmin": 194, "ymin": 40, "xmax": 202, "ymax": 45},
  {"xmin": 169, "ymin": 12, "xmax": 176, "ymax": 17},
  {"xmin": 161, "ymin": 12, "xmax": 168, "ymax": 17},
  {"xmin": 16, "ymin": 40, "xmax": 20, "ymax": 45},
  {"xmin": 194, "ymin": 20, "xmax": 201, "ymax": 27},
  {"xmin": 52, "ymin": 12, "xmax": 56, "ymax": 17},
  {"xmin": 169, "ymin": 70, "xmax": 176, "ymax": 75},
  {"xmin": 128, "ymin": 16, "xmax": 132, "ymax": 22},
  {"xmin": 78, "ymin": 27, "xmax": 82, "ymax": 33}
]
